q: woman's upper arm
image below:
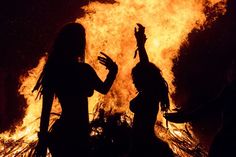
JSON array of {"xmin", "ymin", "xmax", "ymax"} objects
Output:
[{"xmin": 40, "ymin": 88, "xmax": 54, "ymax": 133}]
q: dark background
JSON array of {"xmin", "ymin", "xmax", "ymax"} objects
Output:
[{"xmin": 0, "ymin": 0, "xmax": 235, "ymax": 151}]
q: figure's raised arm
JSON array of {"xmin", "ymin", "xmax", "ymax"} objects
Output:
[
  {"xmin": 134, "ymin": 23, "xmax": 149, "ymax": 63},
  {"xmin": 93, "ymin": 52, "xmax": 118, "ymax": 94}
]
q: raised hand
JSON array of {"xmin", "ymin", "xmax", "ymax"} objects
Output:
[
  {"xmin": 134, "ymin": 23, "xmax": 147, "ymax": 47},
  {"xmin": 98, "ymin": 52, "xmax": 118, "ymax": 72},
  {"xmin": 134, "ymin": 23, "xmax": 149, "ymax": 62}
]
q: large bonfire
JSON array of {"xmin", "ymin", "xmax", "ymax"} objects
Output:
[{"xmin": 0, "ymin": 0, "xmax": 227, "ymax": 156}]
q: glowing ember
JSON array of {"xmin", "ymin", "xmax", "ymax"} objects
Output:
[{"xmin": 0, "ymin": 0, "xmax": 227, "ymax": 156}]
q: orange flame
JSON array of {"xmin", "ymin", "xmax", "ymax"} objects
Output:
[{"xmin": 0, "ymin": 0, "xmax": 227, "ymax": 156}]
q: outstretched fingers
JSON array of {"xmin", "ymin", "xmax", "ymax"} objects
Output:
[
  {"xmin": 136, "ymin": 23, "xmax": 144, "ymax": 29},
  {"xmin": 100, "ymin": 52, "xmax": 112, "ymax": 60},
  {"xmin": 98, "ymin": 52, "xmax": 117, "ymax": 71},
  {"xmin": 98, "ymin": 52, "xmax": 114, "ymax": 63},
  {"xmin": 98, "ymin": 56, "xmax": 110, "ymax": 65},
  {"xmin": 98, "ymin": 57, "xmax": 108, "ymax": 66}
]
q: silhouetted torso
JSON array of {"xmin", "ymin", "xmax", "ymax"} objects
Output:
[
  {"xmin": 48, "ymin": 61, "xmax": 103, "ymax": 156},
  {"xmin": 130, "ymin": 91, "xmax": 159, "ymax": 142},
  {"xmin": 129, "ymin": 90, "xmax": 174, "ymax": 157},
  {"xmin": 54, "ymin": 62, "xmax": 95, "ymax": 119}
]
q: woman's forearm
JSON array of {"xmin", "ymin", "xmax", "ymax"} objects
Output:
[
  {"xmin": 39, "ymin": 92, "xmax": 53, "ymax": 134},
  {"xmin": 100, "ymin": 68, "xmax": 118, "ymax": 94},
  {"xmin": 137, "ymin": 45, "xmax": 149, "ymax": 63}
]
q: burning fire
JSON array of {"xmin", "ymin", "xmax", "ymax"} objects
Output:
[{"xmin": 0, "ymin": 0, "xmax": 227, "ymax": 156}]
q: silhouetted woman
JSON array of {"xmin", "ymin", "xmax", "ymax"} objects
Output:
[
  {"xmin": 129, "ymin": 24, "xmax": 173, "ymax": 157},
  {"xmin": 33, "ymin": 23, "xmax": 118, "ymax": 157}
]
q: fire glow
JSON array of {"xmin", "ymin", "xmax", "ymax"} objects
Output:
[{"xmin": 0, "ymin": 0, "xmax": 226, "ymax": 156}]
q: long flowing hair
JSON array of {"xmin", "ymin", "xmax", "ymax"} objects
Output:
[
  {"xmin": 33, "ymin": 23, "xmax": 86, "ymax": 97},
  {"xmin": 132, "ymin": 62, "xmax": 169, "ymax": 109}
]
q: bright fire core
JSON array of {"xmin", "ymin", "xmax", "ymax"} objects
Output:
[{"xmin": 0, "ymin": 0, "xmax": 226, "ymax": 156}]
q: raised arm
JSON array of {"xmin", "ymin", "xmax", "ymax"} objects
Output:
[
  {"xmin": 95, "ymin": 52, "xmax": 118, "ymax": 94},
  {"xmin": 134, "ymin": 23, "xmax": 149, "ymax": 63}
]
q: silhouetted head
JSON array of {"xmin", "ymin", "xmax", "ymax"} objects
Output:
[
  {"xmin": 132, "ymin": 62, "xmax": 164, "ymax": 92},
  {"xmin": 51, "ymin": 22, "xmax": 86, "ymax": 62},
  {"xmin": 33, "ymin": 23, "xmax": 86, "ymax": 95},
  {"xmin": 132, "ymin": 62, "xmax": 170, "ymax": 111}
]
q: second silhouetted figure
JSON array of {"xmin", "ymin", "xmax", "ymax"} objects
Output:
[{"xmin": 129, "ymin": 23, "xmax": 174, "ymax": 157}]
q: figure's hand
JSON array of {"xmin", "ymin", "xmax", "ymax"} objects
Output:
[
  {"xmin": 98, "ymin": 52, "xmax": 118, "ymax": 73},
  {"xmin": 134, "ymin": 23, "xmax": 147, "ymax": 47}
]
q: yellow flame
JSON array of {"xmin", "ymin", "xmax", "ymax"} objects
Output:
[{"xmin": 78, "ymin": 0, "xmax": 207, "ymax": 114}]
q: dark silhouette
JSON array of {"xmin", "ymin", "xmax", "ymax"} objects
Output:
[
  {"xmin": 33, "ymin": 22, "xmax": 118, "ymax": 157},
  {"xmin": 164, "ymin": 1, "xmax": 236, "ymax": 155},
  {"xmin": 129, "ymin": 24, "xmax": 174, "ymax": 157},
  {"xmin": 207, "ymin": 61, "xmax": 236, "ymax": 157},
  {"xmin": 165, "ymin": 62, "xmax": 236, "ymax": 156},
  {"xmin": 165, "ymin": 61, "xmax": 236, "ymax": 157}
]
